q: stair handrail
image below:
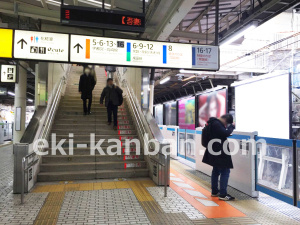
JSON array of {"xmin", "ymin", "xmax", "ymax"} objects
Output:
[
  {"xmin": 19, "ymin": 65, "xmax": 71, "ymax": 203},
  {"xmin": 115, "ymin": 68, "xmax": 169, "ymax": 195}
]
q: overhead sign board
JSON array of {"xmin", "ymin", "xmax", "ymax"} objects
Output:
[
  {"xmin": 0, "ymin": 29, "xmax": 13, "ymax": 58},
  {"xmin": 61, "ymin": 6, "xmax": 145, "ymax": 33},
  {"xmin": 14, "ymin": 30, "xmax": 69, "ymax": 61},
  {"xmin": 70, "ymin": 35, "xmax": 219, "ymax": 70},
  {"xmin": 0, "ymin": 65, "xmax": 17, "ymax": 83}
]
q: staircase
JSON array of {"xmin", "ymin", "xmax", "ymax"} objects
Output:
[{"xmin": 37, "ymin": 66, "xmax": 149, "ymax": 182}]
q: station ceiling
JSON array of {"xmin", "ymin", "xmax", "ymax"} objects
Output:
[{"xmin": 0, "ymin": 0, "xmax": 299, "ymax": 105}]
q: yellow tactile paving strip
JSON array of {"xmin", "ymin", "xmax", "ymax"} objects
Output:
[
  {"xmin": 33, "ymin": 192, "xmax": 65, "ymax": 225},
  {"xmin": 32, "ymin": 180, "xmax": 157, "ymax": 193}
]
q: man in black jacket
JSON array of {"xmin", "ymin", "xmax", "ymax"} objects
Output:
[
  {"xmin": 100, "ymin": 78, "xmax": 123, "ymax": 130},
  {"xmin": 79, "ymin": 67, "xmax": 96, "ymax": 115},
  {"xmin": 202, "ymin": 114, "xmax": 235, "ymax": 201}
]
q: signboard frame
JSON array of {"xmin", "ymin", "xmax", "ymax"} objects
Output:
[
  {"xmin": 13, "ymin": 29, "xmax": 69, "ymax": 62},
  {"xmin": 61, "ymin": 5, "xmax": 146, "ymax": 33},
  {"xmin": 69, "ymin": 33, "xmax": 220, "ymax": 71},
  {"xmin": 0, "ymin": 64, "xmax": 17, "ymax": 83},
  {"xmin": 0, "ymin": 28, "xmax": 220, "ymax": 71}
]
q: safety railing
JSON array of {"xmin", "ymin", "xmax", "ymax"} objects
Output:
[
  {"xmin": 20, "ymin": 71, "xmax": 69, "ymax": 204},
  {"xmin": 115, "ymin": 68, "xmax": 169, "ymax": 197},
  {"xmin": 21, "ymin": 152, "xmax": 38, "ymax": 204},
  {"xmin": 256, "ymin": 137, "xmax": 300, "ymax": 207}
]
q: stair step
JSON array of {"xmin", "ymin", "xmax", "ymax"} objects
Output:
[
  {"xmin": 43, "ymin": 147, "xmax": 139, "ymax": 155},
  {"xmin": 42, "ymin": 154, "xmax": 143, "ymax": 163},
  {"xmin": 40, "ymin": 161, "xmax": 147, "ymax": 172},
  {"xmin": 37, "ymin": 168, "xmax": 149, "ymax": 182},
  {"xmin": 51, "ymin": 129, "xmax": 137, "ymax": 135}
]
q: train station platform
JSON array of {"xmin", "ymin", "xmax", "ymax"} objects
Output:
[{"xmin": 1, "ymin": 144, "xmax": 300, "ymax": 225}]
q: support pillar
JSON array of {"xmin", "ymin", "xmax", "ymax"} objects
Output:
[
  {"xmin": 149, "ymin": 68, "xmax": 155, "ymax": 114},
  {"xmin": 141, "ymin": 68, "xmax": 149, "ymax": 110},
  {"xmin": 13, "ymin": 61, "xmax": 28, "ymax": 143}
]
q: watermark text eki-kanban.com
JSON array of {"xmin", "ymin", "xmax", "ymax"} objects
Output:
[{"xmin": 33, "ymin": 133, "xmax": 267, "ymax": 156}]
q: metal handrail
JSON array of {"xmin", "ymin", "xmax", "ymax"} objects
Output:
[
  {"xmin": 115, "ymin": 69, "xmax": 169, "ymax": 197},
  {"xmin": 20, "ymin": 74, "xmax": 68, "ymax": 204}
]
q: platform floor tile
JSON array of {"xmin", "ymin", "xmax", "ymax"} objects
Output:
[
  {"xmin": 56, "ymin": 189, "xmax": 151, "ymax": 225},
  {"xmin": 147, "ymin": 187, "xmax": 205, "ymax": 220},
  {"xmin": 0, "ymin": 192, "xmax": 48, "ymax": 225}
]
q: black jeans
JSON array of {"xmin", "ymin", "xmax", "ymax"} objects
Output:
[
  {"xmin": 107, "ymin": 101, "xmax": 118, "ymax": 126},
  {"xmin": 211, "ymin": 167, "xmax": 230, "ymax": 196},
  {"xmin": 83, "ymin": 98, "xmax": 92, "ymax": 113}
]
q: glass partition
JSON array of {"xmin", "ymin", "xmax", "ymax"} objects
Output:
[
  {"xmin": 298, "ymin": 149, "xmax": 300, "ymax": 203},
  {"xmin": 257, "ymin": 138, "xmax": 293, "ymax": 197},
  {"xmin": 178, "ymin": 131, "xmax": 186, "ymax": 159},
  {"xmin": 186, "ymin": 132, "xmax": 195, "ymax": 161}
]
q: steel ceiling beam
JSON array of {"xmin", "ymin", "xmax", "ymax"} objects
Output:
[
  {"xmin": 185, "ymin": 0, "xmax": 216, "ymax": 31},
  {"xmin": 40, "ymin": 0, "xmax": 49, "ymax": 10},
  {"xmin": 0, "ymin": 1, "xmax": 59, "ymax": 22},
  {"xmin": 219, "ymin": 0, "xmax": 300, "ymax": 42},
  {"xmin": 150, "ymin": 0, "xmax": 198, "ymax": 40},
  {"xmin": 170, "ymin": 30, "xmax": 214, "ymax": 42},
  {"xmin": 207, "ymin": 0, "xmax": 251, "ymax": 33}
]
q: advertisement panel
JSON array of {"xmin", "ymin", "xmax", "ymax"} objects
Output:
[
  {"xmin": 198, "ymin": 88, "xmax": 227, "ymax": 127},
  {"xmin": 164, "ymin": 102, "xmax": 177, "ymax": 126},
  {"xmin": 154, "ymin": 105, "xmax": 163, "ymax": 125},
  {"xmin": 14, "ymin": 30, "xmax": 69, "ymax": 61},
  {"xmin": 178, "ymin": 97, "xmax": 195, "ymax": 130}
]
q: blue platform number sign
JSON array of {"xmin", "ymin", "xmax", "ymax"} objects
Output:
[{"xmin": 192, "ymin": 45, "xmax": 219, "ymax": 70}]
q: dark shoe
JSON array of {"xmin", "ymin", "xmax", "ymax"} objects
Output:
[
  {"xmin": 88, "ymin": 111, "xmax": 91, "ymax": 115},
  {"xmin": 211, "ymin": 192, "xmax": 219, "ymax": 197},
  {"xmin": 107, "ymin": 122, "xmax": 112, "ymax": 125},
  {"xmin": 219, "ymin": 194, "xmax": 235, "ymax": 201},
  {"xmin": 113, "ymin": 126, "xmax": 117, "ymax": 130},
  {"xmin": 83, "ymin": 112, "xmax": 87, "ymax": 116}
]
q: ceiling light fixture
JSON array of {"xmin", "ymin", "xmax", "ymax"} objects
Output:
[
  {"xmin": 220, "ymin": 21, "xmax": 258, "ymax": 47},
  {"xmin": 160, "ymin": 76, "xmax": 170, "ymax": 84},
  {"xmin": 83, "ymin": 0, "xmax": 111, "ymax": 7},
  {"xmin": 8, "ymin": 92, "xmax": 15, "ymax": 96}
]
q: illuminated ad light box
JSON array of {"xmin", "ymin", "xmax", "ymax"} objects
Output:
[
  {"xmin": 233, "ymin": 72, "xmax": 290, "ymax": 139},
  {"xmin": 61, "ymin": 6, "xmax": 145, "ymax": 33},
  {"xmin": 164, "ymin": 102, "xmax": 177, "ymax": 126},
  {"xmin": 178, "ymin": 97, "xmax": 195, "ymax": 130},
  {"xmin": 70, "ymin": 34, "xmax": 219, "ymax": 70},
  {"xmin": 14, "ymin": 30, "xmax": 69, "ymax": 62},
  {"xmin": 198, "ymin": 88, "xmax": 227, "ymax": 127},
  {"xmin": 0, "ymin": 29, "xmax": 13, "ymax": 58},
  {"xmin": 1, "ymin": 65, "xmax": 17, "ymax": 83}
]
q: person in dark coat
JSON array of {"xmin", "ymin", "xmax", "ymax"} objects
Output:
[
  {"xmin": 79, "ymin": 67, "xmax": 96, "ymax": 115},
  {"xmin": 202, "ymin": 114, "xmax": 235, "ymax": 201},
  {"xmin": 100, "ymin": 78, "xmax": 123, "ymax": 130}
]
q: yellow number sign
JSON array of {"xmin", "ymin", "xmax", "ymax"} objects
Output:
[{"xmin": 0, "ymin": 29, "xmax": 13, "ymax": 58}]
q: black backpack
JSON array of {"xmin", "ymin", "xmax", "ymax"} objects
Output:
[
  {"xmin": 117, "ymin": 88, "xmax": 123, "ymax": 106},
  {"xmin": 201, "ymin": 122, "xmax": 212, "ymax": 148}
]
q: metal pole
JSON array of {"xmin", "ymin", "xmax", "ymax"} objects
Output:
[
  {"xmin": 143, "ymin": 0, "xmax": 145, "ymax": 14},
  {"xmin": 164, "ymin": 155, "xmax": 168, "ymax": 197},
  {"xmin": 215, "ymin": 0, "xmax": 219, "ymax": 46},
  {"xmin": 21, "ymin": 157, "xmax": 25, "ymax": 204},
  {"xmin": 102, "ymin": 0, "xmax": 104, "ymax": 9},
  {"xmin": 292, "ymin": 139, "xmax": 299, "ymax": 206}
]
